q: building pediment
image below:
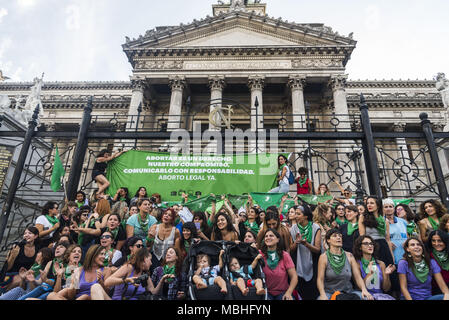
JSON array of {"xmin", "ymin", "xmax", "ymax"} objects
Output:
[{"xmin": 123, "ymin": 11, "xmax": 356, "ymax": 53}]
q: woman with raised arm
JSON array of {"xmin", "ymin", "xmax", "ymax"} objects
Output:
[
  {"xmin": 92, "ymin": 149, "xmax": 126, "ymax": 196},
  {"xmin": 316, "ymin": 229, "xmax": 373, "ymax": 300}
]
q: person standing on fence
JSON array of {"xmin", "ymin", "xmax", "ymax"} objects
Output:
[
  {"xmin": 268, "ymin": 155, "xmax": 291, "ymax": 194},
  {"xmin": 92, "ymin": 149, "xmax": 126, "ymax": 196}
]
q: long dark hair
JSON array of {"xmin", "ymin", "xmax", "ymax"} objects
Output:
[
  {"xmin": 134, "ymin": 187, "xmax": 148, "ymax": 198},
  {"xmin": 260, "ymin": 228, "xmax": 285, "ymax": 261},
  {"xmin": 363, "ymin": 196, "xmax": 383, "ymax": 228},
  {"xmin": 181, "ymin": 222, "xmax": 198, "ymax": 254},
  {"xmin": 278, "ymin": 155, "xmax": 288, "ymax": 169},
  {"xmin": 128, "ymin": 247, "xmax": 151, "ymax": 275},
  {"xmin": 419, "ymin": 199, "xmax": 448, "ymax": 220},
  {"xmin": 426, "ymin": 230, "xmax": 449, "ymax": 257},
  {"xmin": 42, "ymin": 201, "xmax": 58, "ymax": 216},
  {"xmin": 97, "ymin": 149, "xmax": 109, "ymax": 158},
  {"xmin": 212, "ymin": 212, "xmax": 236, "ymax": 240},
  {"xmin": 161, "ymin": 246, "xmax": 183, "ymax": 277},
  {"xmin": 395, "ymin": 203, "xmax": 415, "ymax": 222}
]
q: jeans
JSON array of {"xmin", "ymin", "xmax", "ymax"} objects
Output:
[
  {"xmin": 427, "ymin": 294, "xmax": 444, "ymax": 300},
  {"xmin": 18, "ymin": 283, "xmax": 53, "ymax": 300},
  {"xmin": 267, "ymin": 293, "xmax": 284, "ymax": 300},
  {"xmin": 269, "ymin": 181, "xmax": 290, "ymax": 194}
]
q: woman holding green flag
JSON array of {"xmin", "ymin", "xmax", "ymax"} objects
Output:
[
  {"xmin": 398, "ymin": 237, "xmax": 449, "ymax": 300},
  {"xmin": 359, "ymin": 196, "xmax": 395, "ymax": 267},
  {"xmin": 316, "ymin": 229, "xmax": 373, "ymax": 300},
  {"xmin": 418, "ymin": 199, "xmax": 448, "ymax": 243},
  {"xmin": 290, "ymin": 204, "xmax": 321, "ymax": 300}
]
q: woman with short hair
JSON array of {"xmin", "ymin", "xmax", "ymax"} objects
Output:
[
  {"xmin": 316, "ymin": 229, "xmax": 373, "ymax": 300},
  {"xmin": 126, "ymin": 198, "xmax": 158, "ymax": 241}
]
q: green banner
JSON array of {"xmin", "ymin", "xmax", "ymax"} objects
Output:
[
  {"xmin": 250, "ymin": 192, "xmax": 285, "ymax": 210},
  {"xmin": 106, "ymin": 150, "xmax": 279, "ymax": 201},
  {"xmin": 298, "ymin": 195, "xmax": 334, "ymax": 205},
  {"xmin": 393, "ymin": 199, "xmax": 415, "ymax": 206}
]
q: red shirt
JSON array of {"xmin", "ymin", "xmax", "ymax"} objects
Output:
[
  {"xmin": 296, "ymin": 178, "xmax": 311, "ymax": 195},
  {"xmin": 262, "ymin": 251, "xmax": 295, "ymax": 296}
]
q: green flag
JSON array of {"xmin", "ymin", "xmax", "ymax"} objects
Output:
[
  {"xmin": 50, "ymin": 146, "xmax": 65, "ymax": 192},
  {"xmin": 227, "ymin": 194, "xmax": 249, "ymax": 209},
  {"xmin": 206, "ymin": 200, "xmax": 225, "ymax": 214},
  {"xmin": 298, "ymin": 195, "xmax": 333, "ymax": 205},
  {"xmin": 184, "ymin": 195, "xmax": 216, "ymax": 212},
  {"xmin": 250, "ymin": 193, "xmax": 284, "ymax": 210},
  {"xmin": 281, "ymin": 199, "xmax": 297, "ymax": 214},
  {"xmin": 393, "ymin": 199, "xmax": 415, "ymax": 206}
]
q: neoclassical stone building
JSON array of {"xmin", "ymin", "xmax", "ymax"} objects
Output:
[{"xmin": 1, "ymin": 0, "xmax": 448, "ymax": 203}]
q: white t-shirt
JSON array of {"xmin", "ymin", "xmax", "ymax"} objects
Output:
[
  {"xmin": 35, "ymin": 215, "xmax": 57, "ymax": 239},
  {"xmin": 279, "ymin": 165, "xmax": 290, "ymax": 185}
]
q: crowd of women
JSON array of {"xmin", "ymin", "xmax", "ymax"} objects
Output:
[{"xmin": 1, "ymin": 152, "xmax": 449, "ymax": 301}]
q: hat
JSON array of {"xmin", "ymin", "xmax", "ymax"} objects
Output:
[{"xmin": 238, "ymin": 207, "xmax": 246, "ymax": 215}]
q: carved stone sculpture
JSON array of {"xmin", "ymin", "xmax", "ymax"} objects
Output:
[{"xmin": 435, "ymin": 73, "xmax": 449, "ymax": 130}]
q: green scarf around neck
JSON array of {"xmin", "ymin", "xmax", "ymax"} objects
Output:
[
  {"xmin": 428, "ymin": 217, "xmax": 440, "ymax": 231},
  {"xmin": 335, "ymin": 217, "xmax": 348, "ymax": 227},
  {"xmin": 297, "ymin": 176, "xmax": 307, "ymax": 186},
  {"xmin": 326, "ymin": 249, "xmax": 346, "ymax": 275},
  {"xmin": 406, "ymin": 221, "xmax": 418, "ymax": 236},
  {"xmin": 244, "ymin": 220, "xmax": 260, "ymax": 235},
  {"xmin": 138, "ymin": 214, "xmax": 150, "ymax": 233},
  {"xmin": 30, "ymin": 263, "xmax": 42, "ymax": 278},
  {"xmin": 412, "ymin": 259, "xmax": 430, "ymax": 284},
  {"xmin": 347, "ymin": 222, "xmax": 359, "ymax": 236},
  {"xmin": 361, "ymin": 257, "xmax": 378, "ymax": 286},
  {"xmin": 375, "ymin": 216, "xmax": 386, "ymax": 236},
  {"xmin": 433, "ymin": 249, "xmax": 449, "ymax": 271},
  {"xmin": 107, "ymin": 227, "xmax": 119, "ymax": 241},
  {"xmin": 266, "ymin": 250, "xmax": 280, "ymax": 270},
  {"xmin": 297, "ymin": 221, "xmax": 313, "ymax": 244},
  {"xmin": 46, "ymin": 215, "xmax": 59, "ymax": 226}
]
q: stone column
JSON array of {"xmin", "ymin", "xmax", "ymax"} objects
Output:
[
  {"xmin": 248, "ymin": 76, "xmax": 265, "ymax": 131},
  {"xmin": 329, "ymin": 75, "xmax": 352, "ymax": 188},
  {"xmin": 168, "ymin": 76, "xmax": 186, "ymax": 131},
  {"xmin": 288, "ymin": 75, "xmax": 307, "ymax": 131},
  {"xmin": 393, "ymin": 122, "xmax": 412, "ymax": 197},
  {"xmin": 329, "ymin": 75, "xmax": 351, "ymax": 129},
  {"xmin": 126, "ymin": 79, "xmax": 145, "ymax": 131},
  {"xmin": 208, "ymin": 76, "xmax": 226, "ymax": 131}
]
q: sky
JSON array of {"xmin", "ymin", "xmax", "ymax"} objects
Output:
[{"xmin": 0, "ymin": 0, "xmax": 448, "ymax": 82}]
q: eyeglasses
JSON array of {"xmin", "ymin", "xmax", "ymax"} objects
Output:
[
  {"xmin": 396, "ymin": 207, "xmax": 404, "ymax": 211},
  {"xmin": 361, "ymin": 242, "xmax": 374, "ymax": 247},
  {"xmin": 81, "ymin": 214, "xmax": 89, "ymax": 217},
  {"xmin": 100, "ymin": 235, "xmax": 112, "ymax": 240},
  {"xmin": 134, "ymin": 244, "xmax": 143, "ymax": 248}
]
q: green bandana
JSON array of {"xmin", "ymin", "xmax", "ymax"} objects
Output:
[
  {"xmin": 46, "ymin": 215, "xmax": 59, "ymax": 226},
  {"xmin": 375, "ymin": 216, "xmax": 386, "ymax": 237},
  {"xmin": 428, "ymin": 217, "xmax": 440, "ymax": 231},
  {"xmin": 361, "ymin": 257, "xmax": 378, "ymax": 286},
  {"xmin": 326, "ymin": 250, "xmax": 346, "ymax": 275},
  {"xmin": 138, "ymin": 214, "xmax": 150, "ymax": 233},
  {"xmin": 335, "ymin": 217, "xmax": 348, "ymax": 227},
  {"xmin": 30, "ymin": 263, "xmax": 42, "ymax": 278},
  {"xmin": 347, "ymin": 222, "xmax": 359, "ymax": 236},
  {"xmin": 244, "ymin": 220, "xmax": 260, "ymax": 235},
  {"xmin": 433, "ymin": 249, "xmax": 449, "ymax": 271},
  {"xmin": 297, "ymin": 176, "xmax": 307, "ymax": 186},
  {"xmin": 163, "ymin": 265, "xmax": 176, "ymax": 283},
  {"xmin": 412, "ymin": 260, "xmax": 430, "ymax": 284},
  {"xmin": 407, "ymin": 221, "xmax": 418, "ymax": 236},
  {"xmin": 297, "ymin": 221, "xmax": 313, "ymax": 244},
  {"xmin": 266, "ymin": 250, "xmax": 280, "ymax": 270}
]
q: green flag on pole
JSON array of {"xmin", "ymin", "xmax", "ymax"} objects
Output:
[
  {"xmin": 184, "ymin": 195, "xmax": 216, "ymax": 212},
  {"xmin": 250, "ymin": 193, "xmax": 285, "ymax": 210},
  {"xmin": 50, "ymin": 146, "xmax": 65, "ymax": 192}
]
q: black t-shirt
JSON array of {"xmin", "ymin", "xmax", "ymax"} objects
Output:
[
  {"xmin": 9, "ymin": 243, "xmax": 38, "ymax": 273},
  {"xmin": 339, "ymin": 223, "xmax": 360, "ymax": 254},
  {"xmin": 99, "ymin": 225, "xmax": 126, "ymax": 248},
  {"xmin": 93, "ymin": 161, "xmax": 107, "ymax": 173}
]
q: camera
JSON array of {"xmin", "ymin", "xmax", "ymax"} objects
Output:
[
  {"xmin": 134, "ymin": 273, "xmax": 150, "ymax": 285},
  {"xmin": 150, "ymin": 196, "xmax": 157, "ymax": 203}
]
